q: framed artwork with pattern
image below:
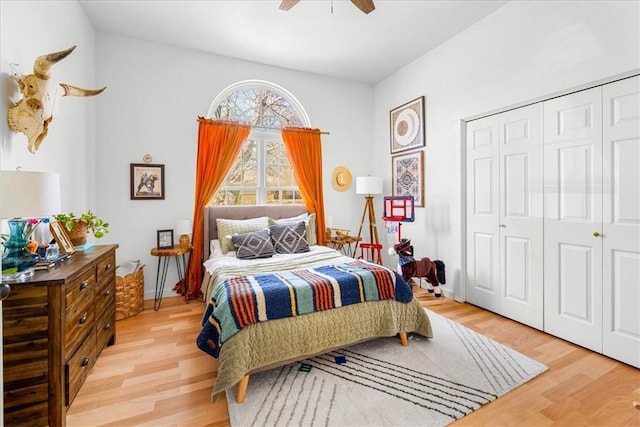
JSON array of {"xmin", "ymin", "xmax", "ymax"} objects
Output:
[
  {"xmin": 390, "ymin": 96, "xmax": 425, "ymax": 154},
  {"xmin": 392, "ymin": 150, "xmax": 424, "ymax": 207}
]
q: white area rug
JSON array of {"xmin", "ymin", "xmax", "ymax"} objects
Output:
[{"xmin": 226, "ymin": 309, "xmax": 547, "ymax": 426}]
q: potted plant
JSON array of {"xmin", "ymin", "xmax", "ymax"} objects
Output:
[{"xmin": 53, "ymin": 210, "xmax": 110, "ymax": 245}]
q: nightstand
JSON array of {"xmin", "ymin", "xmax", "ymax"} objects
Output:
[{"xmin": 150, "ymin": 245, "xmax": 191, "ymax": 310}]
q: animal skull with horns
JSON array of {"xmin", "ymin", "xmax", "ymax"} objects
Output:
[{"xmin": 7, "ymin": 45, "xmax": 106, "ymax": 154}]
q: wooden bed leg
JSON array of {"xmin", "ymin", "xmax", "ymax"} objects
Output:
[
  {"xmin": 236, "ymin": 375, "xmax": 250, "ymax": 403},
  {"xmin": 399, "ymin": 331, "xmax": 408, "ymax": 346}
]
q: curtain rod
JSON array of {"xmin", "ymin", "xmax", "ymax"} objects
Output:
[
  {"xmin": 253, "ymin": 125, "xmax": 330, "ymax": 135},
  {"xmin": 197, "ymin": 118, "xmax": 329, "ymax": 135}
]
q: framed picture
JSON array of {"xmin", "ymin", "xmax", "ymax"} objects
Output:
[
  {"xmin": 131, "ymin": 163, "xmax": 165, "ymax": 200},
  {"xmin": 392, "ymin": 150, "xmax": 425, "ymax": 207},
  {"xmin": 390, "ymin": 96, "xmax": 425, "ymax": 154},
  {"xmin": 157, "ymin": 229, "xmax": 174, "ymax": 249},
  {"xmin": 49, "ymin": 221, "xmax": 75, "ymax": 254}
]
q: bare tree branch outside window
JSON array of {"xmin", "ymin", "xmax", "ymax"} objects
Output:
[{"xmin": 210, "ymin": 87, "xmax": 304, "ymax": 206}]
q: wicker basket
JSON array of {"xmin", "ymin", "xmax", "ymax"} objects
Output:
[{"xmin": 115, "ymin": 263, "xmax": 145, "ymax": 320}]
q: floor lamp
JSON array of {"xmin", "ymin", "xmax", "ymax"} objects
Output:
[{"xmin": 355, "ymin": 176, "xmax": 383, "ymax": 264}]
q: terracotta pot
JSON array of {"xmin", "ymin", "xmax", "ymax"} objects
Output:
[{"xmin": 67, "ymin": 221, "xmax": 88, "ymax": 245}]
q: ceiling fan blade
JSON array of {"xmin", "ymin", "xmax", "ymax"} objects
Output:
[
  {"xmin": 351, "ymin": 0, "xmax": 375, "ymax": 14},
  {"xmin": 279, "ymin": 0, "xmax": 300, "ymax": 11}
]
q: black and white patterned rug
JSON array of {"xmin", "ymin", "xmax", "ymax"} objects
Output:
[{"xmin": 226, "ymin": 309, "xmax": 547, "ymax": 426}]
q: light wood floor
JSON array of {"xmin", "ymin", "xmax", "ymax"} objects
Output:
[{"xmin": 67, "ymin": 290, "xmax": 640, "ymax": 426}]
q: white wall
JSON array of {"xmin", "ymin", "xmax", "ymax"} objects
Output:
[
  {"xmin": 95, "ymin": 33, "xmax": 374, "ymax": 299},
  {"xmin": 1, "ymin": 0, "xmax": 99, "ymax": 213},
  {"xmin": 373, "ymin": 0, "xmax": 640, "ymax": 300}
]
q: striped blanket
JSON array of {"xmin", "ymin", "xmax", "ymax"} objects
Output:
[{"xmin": 197, "ymin": 260, "xmax": 413, "ymax": 358}]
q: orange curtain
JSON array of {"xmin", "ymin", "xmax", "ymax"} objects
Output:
[
  {"xmin": 281, "ymin": 127, "xmax": 326, "ymax": 246},
  {"xmin": 178, "ymin": 118, "xmax": 250, "ymax": 301}
]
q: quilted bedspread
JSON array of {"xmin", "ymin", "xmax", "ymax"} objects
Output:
[{"xmin": 197, "ymin": 259, "xmax": 414, "ymax": 357}]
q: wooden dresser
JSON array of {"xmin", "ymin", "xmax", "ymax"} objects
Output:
[{"xmin": 2, "ymin": 244, "xmax": 118, "ymax": 426}]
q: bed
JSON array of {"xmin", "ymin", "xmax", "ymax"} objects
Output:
[{"xmin": 196, "ymin": 205, "xmax": 433, "ymax": 403}]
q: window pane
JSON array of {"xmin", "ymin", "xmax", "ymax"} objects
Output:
[{"xmin": 208, "ymin": 84, "xmax": 303, "ymax": 206}]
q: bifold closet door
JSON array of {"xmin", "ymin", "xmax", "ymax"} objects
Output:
[
  {"xmin": 602, "ymin": 76, "xmax": 640, "ymax": 368},
  {"xmin": 543, "ymin": 87, "xmax": 603, "ymax": 353},
  {"xmin": 466, "ymin": 104, "xmax": 543, "ymax": 329}
]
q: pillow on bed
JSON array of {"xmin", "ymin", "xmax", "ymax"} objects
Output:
[
  {"xmin": 269, "ymin": 221, "xmax": 310, "ymax": 254},
  {"xmin": 231, "ymin": 229, "xmax": 275, "ymax": 259},
  {"xmin": 209, "ymin": 239, "xmax": 234, "ymax": 258},
  {"xmin": 270, "ymin": 213, "xmax": 317, "ymax": 246},
  {"xmin": 216, "ymin": 216, "xmax": 269, "ymax": 254}
]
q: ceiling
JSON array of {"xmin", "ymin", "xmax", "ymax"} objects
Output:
[{"xmin": 79, "ymin": 0, "xmax": 508, "ymax": 84}]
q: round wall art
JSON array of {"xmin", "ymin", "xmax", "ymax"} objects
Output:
[{"xmin": 390, "ymin": 96, "xmax": 425, "ymax": 154}]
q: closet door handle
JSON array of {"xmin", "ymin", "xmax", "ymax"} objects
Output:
[
  {"xmin": 499, "ymin": 224, "xmax": 506, "ymax": 228},
  {"xmin": 593, "ymin": 232, "xmax": 600, "ymax": 237}
]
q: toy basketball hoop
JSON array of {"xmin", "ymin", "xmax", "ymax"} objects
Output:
[{"xmin": 382, "ymin": 196, "xmax": 415, "ymax": 241}]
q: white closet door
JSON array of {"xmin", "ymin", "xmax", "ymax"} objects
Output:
[
  {"xmin": 498, "ymin": 104, "xmax": 544, "ymax": 329},
  {"xmin": 602, "ymin": 76, "xmax": 640, "ymax": 368},
  {"xmin": 466, "ymin": 115, "xmax": 500, "ymax": 312},
  {"xmin": 543, "ymin": 87, "xmax": 603, "ymax": 352}
]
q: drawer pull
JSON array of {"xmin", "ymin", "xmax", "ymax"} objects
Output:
[
  {"xmin": 81, "ymin": 357, "xmax": 90, "ymax": 368},
  {"xmin": 104, "ymin": 323, "xmax": 111, "ymax": 331},
  {"xmin": 80, "ymin": 280, "xmax": 90, "ymax": 290},
  {"xmin": 79, "ymin": 313, "xmax": 88, "ymax": 325},
  {"xmin": 105, "ymin": 263, "xmax": 112, "ymax": 271},
  {"xmin": 103, "ymin": 290, "xmax": 111, "ymax": 297}
]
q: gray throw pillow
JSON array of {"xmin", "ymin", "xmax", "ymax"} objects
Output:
[
  {"xmin": 269, "ymin": 221, "xmax": 310, "ymax": 254},
  {"xmin": 231, "ymin": 229, "xmax": 274, "ymax": 259}
]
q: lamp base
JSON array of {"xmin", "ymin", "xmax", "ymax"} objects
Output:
[
  {"xmin": 2, "ymin": 219, "xmax": 40, "ymax": 276},
  {"xmin": 179, "ymin": 234, "xmax": 191, "ymax": 250}
]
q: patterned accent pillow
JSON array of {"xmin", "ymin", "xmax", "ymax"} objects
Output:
[
  {"xmin": 231, "ymin": 229, "xmax": 275, "ymax": 259},
  {"xmin": 216, "ymin": 216, "xmax": 269, "ymax": 254},
  {"xmin": 269, "ymin": 221, "xmax": 310, "ymax": 254},
  {"xmin": 270, "ymin": 213, "xmax": 317, "ymax": 246}
]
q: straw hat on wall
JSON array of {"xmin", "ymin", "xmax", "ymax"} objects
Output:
[{"xmin": 331, "ymin": 166, "xmax": 352, "ymax": 192}]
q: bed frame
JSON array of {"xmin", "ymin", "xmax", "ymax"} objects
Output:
[
  {"xmin": 202, "ymin": 204, "xmax": 408, "ymax": 403},
  {"xmin": 203, "ymin": 204, "xmax": 308, "ymax": 259}
]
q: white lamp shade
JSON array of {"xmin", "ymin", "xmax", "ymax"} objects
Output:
[
  {"xmin": 176, "ymin": 218, "xmax": 192, "ymax": 236},
  {"xmin": 355, "ymin": 176, "xmax": 383, "ymax": 195},
  {"xmin": 0, "ymin": 171, "xmax": 61, "ymax": 218}
]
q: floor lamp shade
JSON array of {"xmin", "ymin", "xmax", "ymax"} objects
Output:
[{"xmin": 355, "ymin": 176, "xmax": 383, "ymax": 195}]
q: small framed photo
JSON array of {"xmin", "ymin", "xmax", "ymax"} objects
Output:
[
  {"xmin": 390, "ymin": 96, "xmax": 425, "ymax": 154},
  {"xmin": 131, "ymin": 163, "xmax": 165, "ymax": 200},
  {"xmin": 157, "ymin": 229, "xmax": 174, "ymax": 249},
  {"xmin": 392, "ymin": 150, "xmax": 425, "ymax": 207},
  {"xmin": 49, "ymin": 221, "xmax": 75, "ymax": 254}
]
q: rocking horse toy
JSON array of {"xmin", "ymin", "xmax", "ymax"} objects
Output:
[{"xmin": 389, "ymin": 238, "xmax": 446, "ymax": 297}]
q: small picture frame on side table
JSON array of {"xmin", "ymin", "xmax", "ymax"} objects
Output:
[
  {"xmin": 157, "ymin": 229, "xmax": 174, "ymax": 249},
  {"xmin": 49, "ymin": 221, "xmax": 75, "ymax": 254}
]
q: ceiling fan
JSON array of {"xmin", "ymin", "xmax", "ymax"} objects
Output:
[{"xmin": 279, "ymin": 0, "xmax": 375, "ymax": 15}]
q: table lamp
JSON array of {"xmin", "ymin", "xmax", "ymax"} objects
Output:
[
  {"xmin": 355, "ymin": 176, "xmax": 383, "ymax": 264},
  {"xmin": 176, "ymin": 218, "xmax": 192, "ymax": 250},
  {"xmin": 1, "ymin": 170, "xmax": 61, "ymax": 280}
]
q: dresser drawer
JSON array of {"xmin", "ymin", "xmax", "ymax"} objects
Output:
[
  {"xmin": 96, "ymin": 302, "xmax": 116, "ymax": 354},
  {"xmin": 66, "ymin": 330, "xmax": 96, "ymax": 406},
  {"xmin": 96, "ymin": 272, "xmax": 116, "ymax": 310},
  {"xmin": 97, "ymin": 253, "xmax": 116, "ymax": 284},
  {"xmin": 65, "ymin": 268, "xmax": 96, "ymax": 312},
  {"xmin": 64, "ymin": 304, "xmax": 95, "ymax": 361}
]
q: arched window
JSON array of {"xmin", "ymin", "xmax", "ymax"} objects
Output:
[{"xmin": 207, "ymin": 81, "xmax": 310, "ymax": 205}]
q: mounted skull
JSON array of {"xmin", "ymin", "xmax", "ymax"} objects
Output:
[{"xmin": 7, "ymin": 45, "xmax": 106, "ymax": 153}]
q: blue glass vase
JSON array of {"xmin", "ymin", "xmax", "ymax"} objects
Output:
[{"xmin": 2, "ymin": 219, "xmax": 40, "ymax": 273}]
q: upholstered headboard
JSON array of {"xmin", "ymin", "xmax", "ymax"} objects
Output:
[{"xmin": 203, "ymin": 205, "xmax": 308, "ymax": 259}]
